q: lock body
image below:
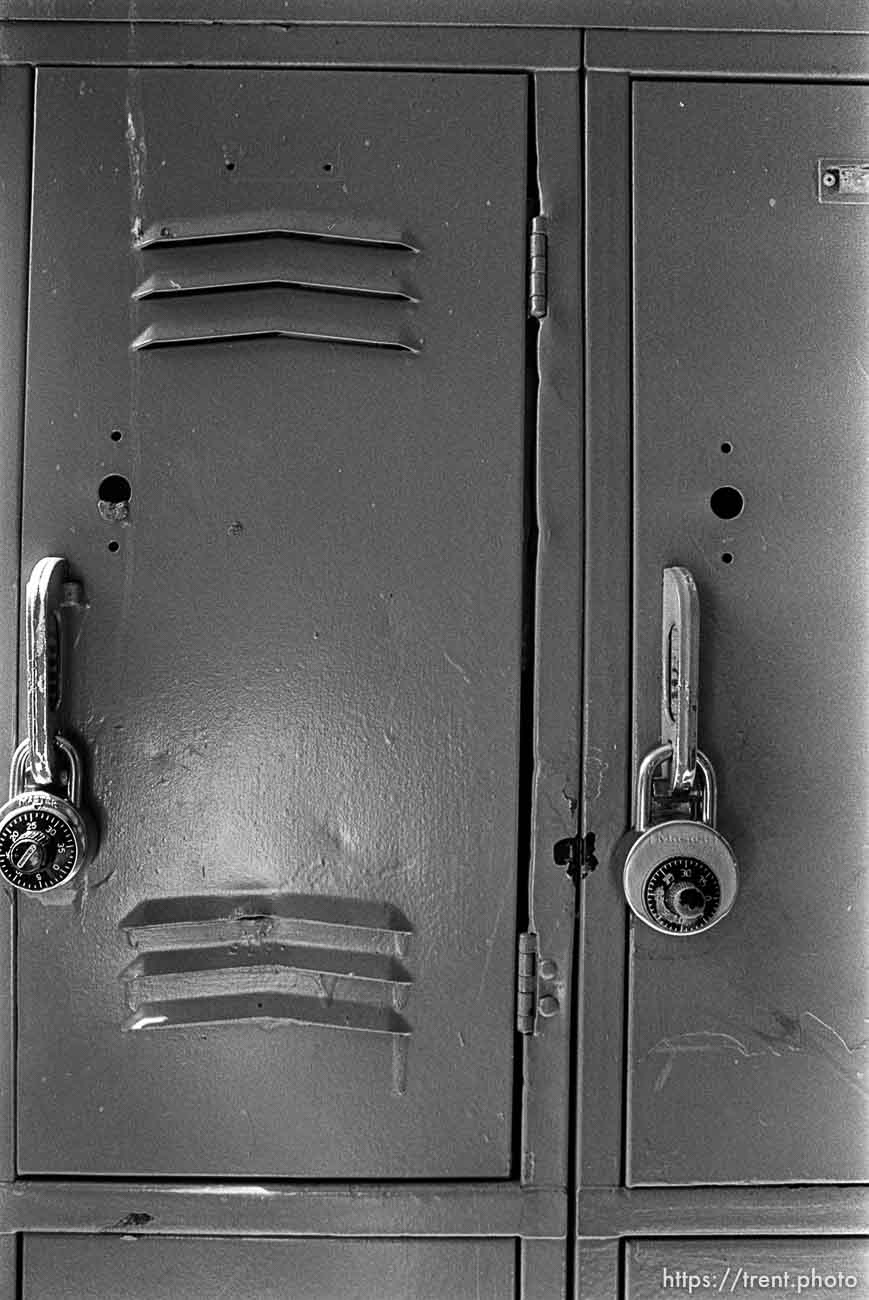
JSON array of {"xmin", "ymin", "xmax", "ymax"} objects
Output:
[
  {"xmin": 624, "ymin": 744, "xmax": 738, "ymax": 935},
  {"xmin": 623, "ymin": 820, "xmax": 738, "ymax": 934},
  {"xmin": 0, "ymin": 737, "xmax": 94, "ymax": 892}
]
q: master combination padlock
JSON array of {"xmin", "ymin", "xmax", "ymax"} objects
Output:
[
  {"xmin": 623, "ymin": 743, "xmax": 738, "ymax": 935},
  {"xmin": 0, "ymin": 556, "xmax": 99, "ymax": 893},
  {"xmin": 0, "ymin": 735, "xmax": 96, "ymax": 892}
]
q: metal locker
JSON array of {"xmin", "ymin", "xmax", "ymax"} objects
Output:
[
  {"xmin": 22, "ymin": 1235, "xmax": 517, "ymax": 1299},
  {"xmin": 15, "ymin": 67, "xmax": 531, "ymax": 1178},
  {"xmin": 627, "ymin": 82, "xmax": 869, "ymax": 1184},
  {"xmin": 1, "ymin": 10, "xmax": 868, "ymax": 1298}
]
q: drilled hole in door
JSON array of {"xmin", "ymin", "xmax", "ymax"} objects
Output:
[
  {"xmin": 98, "ymin": 475, "xmax": 132, "ymax": 505},
  {"xmin": 710, "ymin": 486, "xmax": 744, "ymax": 519}
]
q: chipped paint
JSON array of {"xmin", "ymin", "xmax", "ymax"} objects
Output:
[
  {"xmin": 583, "ymin": 746, "xmax": 609, "ymax": 802},
  {"xmin": 124, "ymin": 71, "xmax": 147, "ymax": 236}
]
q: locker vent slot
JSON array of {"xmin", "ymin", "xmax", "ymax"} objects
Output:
[
  {"xmin": 131, "ymin": 290, "xmax": 421, "ymax": 353},
  {"xmin": 135, "ymin": 212, "xmax": 420, "ymax": 251},
  {"xmin": 124, "ymin": 996, "xmax": 410, "ymax": 1035},
  {"xmin": 119, "ymin": 894, "xmax": 413, "ymax": 1036},
  {"xmin": 133, "ymin": 239, "xmax": 418, "ymax": 302},
  {"xmin": 132, "ymin": 213, "xmax": 422, "ymax": 353}
]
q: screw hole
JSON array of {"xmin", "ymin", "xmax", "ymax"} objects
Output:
[
  {"xmin": 107, "ymin": 541, "xmax": 120, "ymax": 554},
  {"xmin": 110, "ymin": 429, "xmax": 123, "ymax": 443},
  {"xmin": 98, "ymin": 474, "xmax": 132, "ymax": 505},
  {"xmin": 322, "ymin": 162, "xmax": 333, "ymax": 173},
  {"xmin": 224, "ymin": 160, "xmax": 236, "ymax": 172},
  {"xmin": 721, "ymin": 552, "xmax": 734, "ymax": 565},
  {"xmin": 720, "ymin": 441, "xmax": 733, "ymax": 455},
  {"xmin": 710, "ymin": 485, "xmax": 744, "ymax": 519}
]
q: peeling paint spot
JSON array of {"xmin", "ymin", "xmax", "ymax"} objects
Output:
[
  {"xmin": 584, "ymin": 747, "xmax": 608, "ymax": 802},
  {"xmin": 125, "ymin": 71, "xmax": 147, "ymax": 236},
  {"xmin": 103, "ymin": 1211, "xmax": 153, "ymax": 1233}
]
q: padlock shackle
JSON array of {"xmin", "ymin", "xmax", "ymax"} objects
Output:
[
  {"xmin": 10, "ymin": 734, "xmax": 82, "ymax": 806},
  {"xmin": 634, "ymin": 742, "xmax": 716, "ymax": 832}
]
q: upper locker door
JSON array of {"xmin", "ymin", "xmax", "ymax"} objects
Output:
[
  {"xmin": 17, "ymin": 69, "xmax": 528, "ymax": 1177},
  {"xmin": 629, "ymin": 82, "xmax": 869, "ymax": 1183}
]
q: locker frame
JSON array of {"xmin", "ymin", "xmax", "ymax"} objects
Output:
[{"xmin": 0, "ymin": 0, "xmax": 867, "ymax": 29}]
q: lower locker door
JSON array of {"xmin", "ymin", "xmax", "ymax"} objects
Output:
[
  {"xmin": 16, "ymin": 69, "xmax": 529, "ymax": 1176},
  {"xmin": 625, "ymin": 1239, "xmax": 869, "ymax": 1300},
  {"xmin": 22, "ymin": 1236, "xmax": 516, "ymax": 1300},
  {"xmin": 628, "ymin": 82, "xmax": 869, "ymax": 1183}
]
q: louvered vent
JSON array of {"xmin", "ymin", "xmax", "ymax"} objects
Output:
[
  {"xmin": 119, "ymin": 893, "xmax": 413, "ymax": 1038},
  {"xmin": 131, "ymin": 213, "xmax": 422, "ymax": 353}
]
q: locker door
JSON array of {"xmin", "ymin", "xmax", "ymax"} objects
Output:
[
  {"xmin": 629, "ymin": 83, "xmax": 869, "ymax": 1183},
  {"xmin": 17, "ymin": 69, "xmax": 529, "ymax": 1177},
  {"xmin": 625, "ymin": 1239, "xmax": 869, "ymax": 1300},
  {"xmin": 22, "ymin": 1236, "xmax": 516, "ymax": 1300}
]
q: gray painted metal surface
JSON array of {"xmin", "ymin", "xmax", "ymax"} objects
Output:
[
  {"xmin": 519, "ymin": 70, "xmax": 581, "ymax": 1204},
  {"xmin": 577, "ymin": 1238, "xmax": 621, "ymax": 1300},
  {"xmin": 18, "ymin": 67, "xmax": 529, "ymax": 1178},
  {"xmin": 23, "ymin": 1235, "xmax": 517, "ymax": 1298},
  {"xmin": 578, "ymin": 50, "xmax": 869, "ymax": 1293},
  {"xmin": 579, "ymin": 68, "xmax": 633, "ymax": 1194},
  {"xmin": 587, "ymin": 30, "xmax": 869, "ymax": 77},
  {"xmin": 0, "ymin": 66, "xmax": 32, "ymax": 1186},
  {"xmin": 0, "ymin": 1179, "xmax": 565, "ymax": 1238},
  {"xmin": 0, "ymin": 23, "xmax": 583, "ymax": 69},
  {"xmin": 1, "ymin": 0, "xmax": 868, "ymax": 30},
  {"xmin": 0, "ymin": 17, "xmax": 865, "ymax": 1298},
  {"xmin": 628, "ymin": 80, "xmax": 869, "ymax": 1185},
  {"xmin": 579, "ymin": 1187, "xmax": 869, "ymax": 1239}
]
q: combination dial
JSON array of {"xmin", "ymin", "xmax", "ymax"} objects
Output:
[
  {"xmin": 0, "ymin": 795, "xmax": 87, "ymax": 893},
  {"xmin": 0, "ymin": 805, "xmax": 81, "ymax": 891},
  {"xmin": 643, "ymin": 855, "xmax": 721, "ymax": 933}
]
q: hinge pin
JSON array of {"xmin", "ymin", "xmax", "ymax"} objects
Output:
[
  {"xmin": 529, "ymin": 216, "xmax": 548, "ymax": 319},
  {"xmin": 517, "ymin": 930, "xmax": 539, "ymax": 1035}
]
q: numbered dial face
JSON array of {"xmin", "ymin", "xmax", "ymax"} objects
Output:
[
  {"xmin": 0, "ymin": 806, "xmax": 80, "ymax": 891},
  {"xmin": 643, "ymin": 855, "xmax": 721, "ymax": 932}
]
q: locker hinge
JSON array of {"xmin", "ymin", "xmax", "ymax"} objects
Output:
[
  {"xmin": 528, "ymin": 217, "xmax": 548, "ymax": 319},
  {"xmin": 516, "ymin": 930, "xmax": 539, "ymax": 1035}
]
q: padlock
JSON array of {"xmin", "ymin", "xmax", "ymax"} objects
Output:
[
  {"xmin": 0, "ymin": 735, "xmax": 95, "ymax": 892},
  {"xmin": 623, "ymin": 743, "xmax": 738, "ymax": 935}
]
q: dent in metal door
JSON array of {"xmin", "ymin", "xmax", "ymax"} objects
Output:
[
  {"xmin": 23, "ymin": 1236, "xmax": 516, "ymax": 1300},
  {"xmin": 628, "ymin": 82, "xmax": 869, "ymax": 1183},
  {"xmin": 17, "ymin": 69, "xmax": 529, "ymax": 1177}
]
